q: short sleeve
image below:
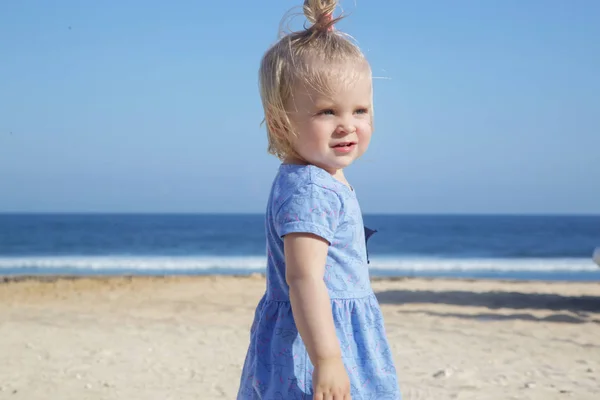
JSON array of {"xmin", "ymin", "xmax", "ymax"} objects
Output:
[{"xmin": 274, "ymin": 183, "xmax": 342, "ymax": 244}]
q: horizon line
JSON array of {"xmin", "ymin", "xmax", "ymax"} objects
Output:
[{"xmin": 1, "ymin": 211, "xmax": 599, "ymax": 217}]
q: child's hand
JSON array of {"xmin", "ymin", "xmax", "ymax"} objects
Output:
[{"xmin": 313, "ymin": 357, "xmax": 352, "ymax": 400}]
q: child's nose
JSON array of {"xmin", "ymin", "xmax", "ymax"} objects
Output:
[{"xmin": 336, "ymin": 119, "xmax": 356, "ymax": 134}]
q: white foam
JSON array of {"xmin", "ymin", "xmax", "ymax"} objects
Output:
[
  {"xmin": 0, "ymin": 255, "xmax": 597, "ymax": 273},
  {"xmin": 0, "ymin": 256, "xmax": 266, "ymax": 271},
  {"xmin": 369, "ymin": 257, "xmax": 598, "ymax": 272}
]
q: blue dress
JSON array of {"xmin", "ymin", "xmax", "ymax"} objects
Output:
[{"xmin": 237, "ymin": 164, "xmax": 401, "ymax": 400}]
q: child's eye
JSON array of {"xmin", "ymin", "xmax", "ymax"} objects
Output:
[
  {"xmin": 317, "ymin": 109, "xmax": 335, "ymax": 116},
  {"xmin": 355, "ymin": 108, "xmax": 369, "ymax": 115}
]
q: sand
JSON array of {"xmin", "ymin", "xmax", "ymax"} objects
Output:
[{"xmin": 0, "ymin": 275, "xmax": 599, "ymax": 399}]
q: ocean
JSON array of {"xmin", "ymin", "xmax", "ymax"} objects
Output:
[{"xmin": 0, "ymin": 214, "xmax": 599, "ymax": 281}]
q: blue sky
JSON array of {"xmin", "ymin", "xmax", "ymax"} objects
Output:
[{"xmin": 1, "ymin": 0, "xmax": 598, "ymax": 214}]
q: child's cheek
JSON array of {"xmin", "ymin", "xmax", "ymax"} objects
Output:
[{"xmin": 357, "ymin": 121, "xmax": 373, "ymax": 137}]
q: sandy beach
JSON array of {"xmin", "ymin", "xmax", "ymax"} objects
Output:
[{"xmin": 1, "ymin": 275, "xmax": 599, "ymax": 400}]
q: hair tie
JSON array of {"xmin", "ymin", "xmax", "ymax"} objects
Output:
[{"xmin": 323, "ymin": 13, "xmax": 335, "ymax": 32}]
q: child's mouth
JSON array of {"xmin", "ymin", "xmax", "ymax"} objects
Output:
[{"xmin": 332, "ymin": 142, "xmax": 356, "ymax": 153}]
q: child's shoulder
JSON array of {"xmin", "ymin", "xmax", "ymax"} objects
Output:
[
  {"xmin": 270, "ymin": 164, "xmax": 349, "ymax": 241},
  {"xmin": 270, "ymin": 164, "xmax": 347, "ymax": 212},
  {"xmin": 273, "ymin": 164, "xmax": 344, "ymax": 198}
]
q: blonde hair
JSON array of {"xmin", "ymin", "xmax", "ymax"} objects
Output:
[{"xmin": 259, "ymin": 0, "xmax": 371, "ymax": 160}]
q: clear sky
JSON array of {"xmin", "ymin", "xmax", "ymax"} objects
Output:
[{"xmin": 1, "ymin": 0, "xmax": 598, "ymax": 214}]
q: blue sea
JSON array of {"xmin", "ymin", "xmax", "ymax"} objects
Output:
[{"xmin": 0, "ymin": 214, "xmax": 599, "ymax": 281}]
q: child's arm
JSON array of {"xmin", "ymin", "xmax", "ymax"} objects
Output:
[{"xmin": 284, "ymin": 232, "xmax": 342, "ymax": 364}]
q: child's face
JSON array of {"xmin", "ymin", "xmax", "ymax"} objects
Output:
[{"xmin": 285, "ymin": 71, "xmax": 373, "ymax": 174}]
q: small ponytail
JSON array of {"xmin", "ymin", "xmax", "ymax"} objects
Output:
[{"xmin": 303, "ymin": 0, "xmax": 340, "ymax": 33}]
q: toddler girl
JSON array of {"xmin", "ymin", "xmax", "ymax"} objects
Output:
[{"xmin": 237, "ymin": 1, "xmax": 401, "ymax": 398}]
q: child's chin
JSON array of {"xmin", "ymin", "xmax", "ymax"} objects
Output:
[
  {"xmin": 330, "ymin": 158, "xmax": 356, "ymax": 169},
  {"xmin": 313, "ymin": 156, "xmax": 357, "ymax": 171}
]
